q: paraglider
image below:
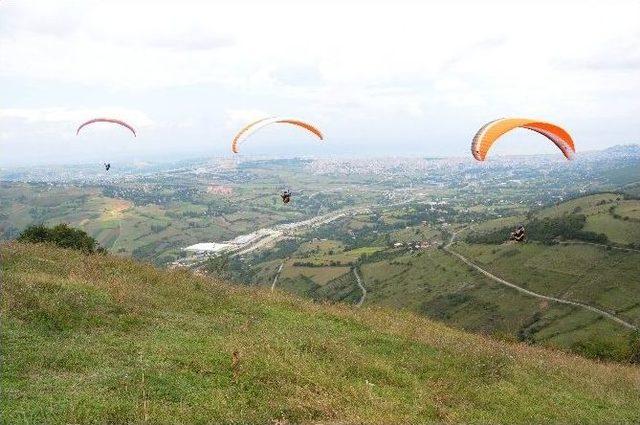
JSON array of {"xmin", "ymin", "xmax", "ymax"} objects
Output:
[
  {"xmin": 471, "ymin": 118, "xmax": 575, "ymax": 161},
  {"xmin": 509, "ymin": 224, "xmax": 526, "ymax": 242},
  {"xmin": 281, "ymin": 190, "xmax": 292, "ymax": 204},
  {"xmin": 231, "ymin": 116, "xmax": 323, "ymax": 154},
  {"xmin": 76, "ymin": 118, "xmax": 136, "ymax": 171},
  {"xmin": 76, "ymin": 118, "xmax": 137, "ymax": 137},
  {"xmin": 231, "ymin": 116, "xmax": 323, "ymax": 205}
]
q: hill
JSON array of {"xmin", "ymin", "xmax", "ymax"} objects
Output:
[
  {"xmin": 246, "ymin": 192, "xmax": 640, "ymax": 362},
  {"xmin": 2, "ymin": 242, "xmax": 640, "ymax": 424}
]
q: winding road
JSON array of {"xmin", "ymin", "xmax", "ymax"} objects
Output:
[
  {"xmin": 443, "ymin": 228, "xmax": 638, "ymax": 331},
  {"xmin": 352, "ymin": 267, "xmax": 366, "ymax": 307}
]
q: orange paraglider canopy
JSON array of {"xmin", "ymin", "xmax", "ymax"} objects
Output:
[
  {"xmin": 471, "ymin": 118, "xmax": 574, "ymax": 161},
  {"xmin": 231, "ymin": 117, "xmax": 323, "ymax": 153}
]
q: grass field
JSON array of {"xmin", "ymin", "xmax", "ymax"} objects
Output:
[
  {"xmin": 0, "ymin": 182, "xmax": 334, "ymax": 265},
  {"xmin": 280, "ymin": 262, "xmax": 350, "ymax": 286},
  {"xmin": 2, "ymin": 242, "xmax": 640, "ymax": 424},
  {"xmin": 535, "ymin": 193, "xmax": 622, "ymax": 218},
  {"xmin": 583, "ymin": 214, "xmax": 640, "ymax": 244},
  {"xmin": 531, "ymin": 193, "xmax": 640, "ymax": 245},
  {"xmin": 454, "ymin": 242, "xmax": 640, "ymax": 321}
]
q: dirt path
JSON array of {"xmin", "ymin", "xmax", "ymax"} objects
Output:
[
  {"xmin": 444, "ymin": 229, "xmax": 638, "ymax": 331},
  {"xmin": 271, "ymin": 261, "xmax": 285, "ymax": 291},
  {"xmin": 353, "ymin": 267, "xmax": 366, "ymax": 308}
]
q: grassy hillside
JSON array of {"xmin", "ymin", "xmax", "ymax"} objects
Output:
[
  {"xmin": 446, "ymin": 194, "xmax": 640, "ymax": 358},
  {"xmin": 250, "ymin": 193, "xmax": 640, "ymax": 362},
  {"xmin": 2, "ymin": 242, "xmax": 640, "ymax": 424},
  {"xmin": 534, "ymin": 193, "xmax": 640, "ymax": 245}
]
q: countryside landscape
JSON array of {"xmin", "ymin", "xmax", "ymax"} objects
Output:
[
  {"xmin": 2, "ymin": 1, "xmax": 640, "ymax": 423},
  {"xmin": 3, "ymin": 145, "xmax": 640, "ymax": 361}
]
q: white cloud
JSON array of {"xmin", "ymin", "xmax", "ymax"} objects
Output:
[
  {"xmin": 0, "ymin": 107, "xmax": 153, "ymax": 127},
  {"xmin": 224, "ymin": 109, "xmax": 271, "ymax": 130}
]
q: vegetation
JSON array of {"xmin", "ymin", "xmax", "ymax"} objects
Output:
[
  {"xmin": 466, "ymin": 214, "xmax": 608, "ymax": 245},
  {"xmin": 451, "ymin": 241, "xmax": 640, "ymax": 362},
  {"xmin": 241, "ymin": 193, "xmax": 640, "ymax": 363},
  {"xmin": 17, "ymin": 223, "xmax": 105, "ymax": 254},
  {"xmin": 2, "ymin": 242, "xmax": 640, "ymax": 424}
]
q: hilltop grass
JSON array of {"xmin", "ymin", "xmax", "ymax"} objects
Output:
[
  {"xmin": 533, "ymin": 193, "xmax": 640, "ymax": 245},
  {"xmin": 2, "ymin": 242, "xmax": 640, "ymax": 424},
  {"xmin": 453, "ymin": 242, "xmax": 640, "ymax": 325}
]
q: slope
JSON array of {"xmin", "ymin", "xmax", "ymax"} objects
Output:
[{"xmin": 1, "ymin": 242, "xmax": 639, "ymax": 424}]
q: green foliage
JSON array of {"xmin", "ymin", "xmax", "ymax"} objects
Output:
[
  {"xmin": 517, "ymin": 312, "xmax": 544, "ymax": 344},
  {"xmin": 17, "ymin": 224, "xmax": 105, "ymax": 254},
  {"xmin": 466, "ymin": 214, "xmax": 609, "ymax": 245},
  {"xmin": 570, "ymin": 335, "xmax": 633, "ymax": 363},
  {"xmin": 203, "ymin": 254, "xmax": 233, "ymax": 280},
  {"xmin": 251, "ymin": 239, "xmax": 301, "ymax": 263}
]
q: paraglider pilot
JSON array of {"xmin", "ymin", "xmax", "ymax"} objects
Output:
[
  {"xmin": 509, "ymin": 224, "xmax": 525, "ymax": 242},
  {"xmin": 281, "ymin": 190, "xmax": 291, "ymax": 204},
  {"xmin": 104, "ymin": 163, "xmax": 111, "ymax": 172}
]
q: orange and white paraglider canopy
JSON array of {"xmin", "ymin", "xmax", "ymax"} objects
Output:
[
  {"xmin": 471, "ymin": 118, "xmax": 574, "ymax": 161},
  {"xmin": 231, "ymin": 116, "xmax": 323, "ymax": 153}
]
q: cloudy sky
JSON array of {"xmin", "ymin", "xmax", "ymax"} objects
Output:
[{"xmin": 1, "ymin": 0, "xmax": 639, "ymax": 165}]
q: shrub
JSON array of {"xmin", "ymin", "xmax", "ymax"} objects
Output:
[{"xmin": 17, "ymin": 224, "xmax": 105, "ymax": 254}]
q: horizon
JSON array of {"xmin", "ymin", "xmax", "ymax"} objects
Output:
[{"xmin": 2, "ymin": 142, "xmax": 638, "ymax": 171}]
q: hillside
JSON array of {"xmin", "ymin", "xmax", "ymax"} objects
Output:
[
  {"xmin": 2, "ymin": 243, "xmax": 640, "ymax": 424},
  {"xmin": 246, "ymin": 192, "xmax": 640, "ymax": 362}
]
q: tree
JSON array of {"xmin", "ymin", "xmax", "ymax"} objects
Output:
[{"xmin": 17, "ymin": 224, "xmax": 105, "ymax": 254}]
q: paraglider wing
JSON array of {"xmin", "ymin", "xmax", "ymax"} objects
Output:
[
  {"xmin": 76, "ymin": 118, "xmax": 137, "ymax": 137},
  {"xmin": 231, "ymin": 116, "xmax": 323, "ymax": 153},
  {"xmin": 471, "ymin": 118, "xmax": 574, "ymax": 161}
]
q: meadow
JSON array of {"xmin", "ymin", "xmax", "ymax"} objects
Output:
[{"xmin": 2, "ymin": 242, "xmax": 639, "ymax": 424}]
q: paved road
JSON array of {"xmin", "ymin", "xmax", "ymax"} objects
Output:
[{"xmin": 444, "ymin": 228, "xmax": 638, "ymax": 331}]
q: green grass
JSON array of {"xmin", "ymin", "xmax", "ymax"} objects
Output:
[
  {"xmin": 451, "ymin": 241, "xmax": 640, "ymax": 355},
  {"xmin": 360, "ymin": 249, "xmax": 545, "ymax": 336},
  {"xmin": 535, "ymin": 193, "xmax": 621, "ymax": 218},
  {"xmin": 583, "ymin": 214, "xmax": 640, "ymax": 244},
  {"xmin": 531, "ymin": 193, "xmax": 640, "ymax": 245},
  {"xmin": 280, "ymin": 263, "xmax": 350, "ymax": 286},
  {"xmin": 2, "ymin": 242, "xmax": 640, "ymax": 424},
  {"xmin": 289, "ymin": 246, "xmax": 386, "ymax": 267}
]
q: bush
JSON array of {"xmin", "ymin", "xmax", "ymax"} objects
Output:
[
  {"xmin": 17, "ymin": 224, "xmax": 105, "ymax": 254},
  {"xmin": 570, "ymin": 336, "xmax": 629, "ymax": 362}
]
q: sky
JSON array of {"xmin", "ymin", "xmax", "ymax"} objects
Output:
[{"xmin": 1, "ymin": 0, "xmax": 639, "ymax": 165}]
